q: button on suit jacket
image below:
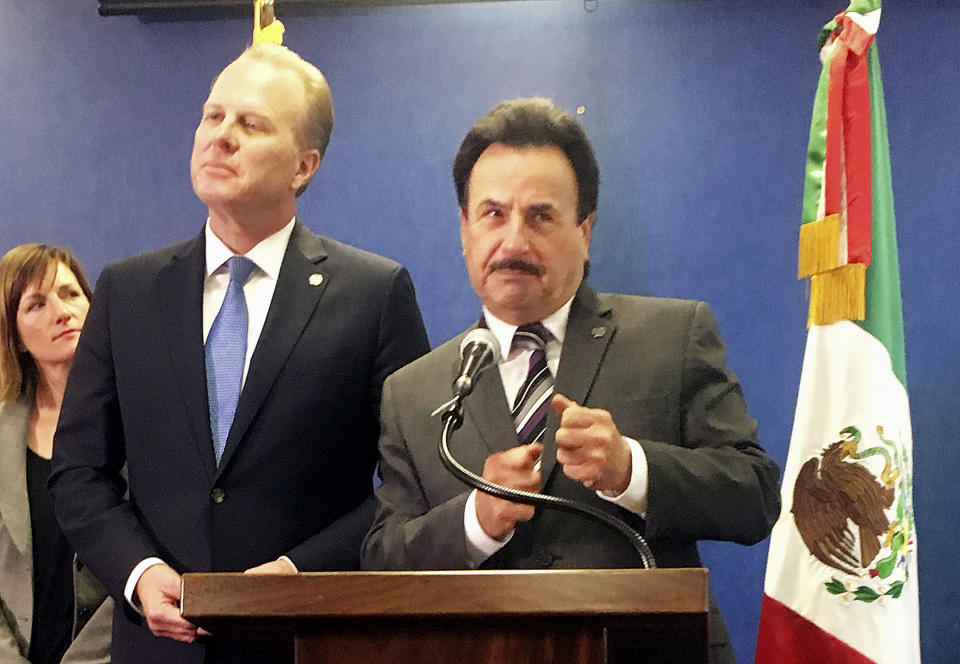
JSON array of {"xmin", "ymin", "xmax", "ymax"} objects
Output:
[
  {"xmin": 362, "ymin": 284, "xmax": 781, "ymax": 664},
  {"xmin": 50, "ymin": 221, "xmax": 430, "ymax": 664}
]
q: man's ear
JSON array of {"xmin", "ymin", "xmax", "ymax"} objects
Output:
[{"xmin": 292, "ymin": 148, "xmax": 322, "ymax": 193}]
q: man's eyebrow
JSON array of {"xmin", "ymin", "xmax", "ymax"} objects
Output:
[
  {"xmin": 201, "ymin": 103, "xmax": 271, "ymax": 120},
  {"xmin": 526, "ymin": 202, "xmax": 556, "ymax": 214},
  {"xmin": 475, "ymin": 197, "xmax": 504, "ymax": 209}
]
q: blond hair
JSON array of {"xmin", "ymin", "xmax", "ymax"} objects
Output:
[{"xmin": 233, "ymin": 44, "xmax": 334, "ymax": 159}]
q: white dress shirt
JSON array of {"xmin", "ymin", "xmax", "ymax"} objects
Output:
[
  {"xmin": 124, "ymin": 218, "xmax": 297, "ymax": 607},
  {"xmin": 463, "ymin": 297, "xmax": 650, "ymax": 565},
  {"xmin": 202, "ymin": 218, "xmax": 293, "ymax": 383}
]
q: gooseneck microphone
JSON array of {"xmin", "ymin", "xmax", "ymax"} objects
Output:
[
  {"xmin": 454, "ymin": 328, "xmax": 501, "ymax": 398},
  {"xmin": 434, "ymin": 327, "xmax": 656, "ymax": 569}
]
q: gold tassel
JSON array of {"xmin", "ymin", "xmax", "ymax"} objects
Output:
[
  {"xmin": 253, "ymin": 0, "xmax": 285, "ymax": 46},
  {"xmin": 798, "ymin": 214, "xmax": 841, "ymax": 278},
  {"xmin": 808, "ymin": 263, "xmax": 866, "ymax": 327}
]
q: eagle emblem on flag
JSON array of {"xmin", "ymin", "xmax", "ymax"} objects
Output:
[{"xmin": 792, "ymin": 425, "xmax": 914, "ymax": 603}]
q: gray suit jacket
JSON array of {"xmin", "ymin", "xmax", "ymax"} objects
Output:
[
  {"xmin": 0, "ymin": 395, "xmax": 112, "ymax": 664},
  {"xmin": 362, "ymin": 284, "xmax": 781, "ymax": 663}
]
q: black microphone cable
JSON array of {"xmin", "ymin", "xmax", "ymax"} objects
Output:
[{"xmin": 435, "ymin": 394, "xmax": 657, "ymax": 570}]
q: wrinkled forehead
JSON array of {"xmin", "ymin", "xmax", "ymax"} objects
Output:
[
  {"xmin": 466, "ymin": 143, "xmax": 578, "ymax": 204},
  {"xmin": 212, "ymin": 55, "xmax": 305, "ymax": 100},
  {"xmin": 208, "ymin": 56, "xmax": 308, "ymax": 128}
]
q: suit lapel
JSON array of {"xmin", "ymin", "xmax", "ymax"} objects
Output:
[
  {"xmin": 461, "ymin": 346, "xmax": 519, "ymax": 457},
  {"xmin": 156, "ymin": 233, "xmax": 217, "ymax": 478},
  {"xmin": 216, "ymin": 222, "xmax": 328, "ymax": 474},
  {"xmin": 0, "ymin": 397, "xmax": 33, "ymax": 560},
  {"xmin": 540, "ymin": 284, "xmax": 615, "ymax": 487}
]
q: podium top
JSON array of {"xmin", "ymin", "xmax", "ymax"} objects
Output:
[{"xmin": 181, "ymin": 568, "xmax": 708, "ymax": 621}]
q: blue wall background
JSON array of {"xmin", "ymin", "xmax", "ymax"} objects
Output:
[{"xmin": 1, "ymin": 1, "xmax": 956, "ymax": 661}]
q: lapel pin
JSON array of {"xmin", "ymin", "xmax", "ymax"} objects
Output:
[
  {"xmin": 591, "ymin": 327, "xmax": 606, "ymax": 339},
  {"xmin": 308, "ymin": 273, "xmax": 324, "ymax": 286}
]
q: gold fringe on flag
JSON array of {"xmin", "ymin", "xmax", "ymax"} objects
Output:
[
  {"xmin": 798, "ymin": 213, "xmax": 841, "ymax": 278},
  {"xmin": 808, "ymin": 263, "xmax": 866, "ymax": 327}
]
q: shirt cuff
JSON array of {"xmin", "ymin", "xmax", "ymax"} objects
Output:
[
  {"xmin": 278, "ymin": 555, "xmax": 299, "ymax": 573},
  {"xmin": 124, "ymin": 557, "xmax": 167, "ymax": 612},
  {"xmin": 596, "ymin": 436, "xmax": 648, "ymax": 516},
  {"xmin": 464, "ymin": 489, "xmax": 512, "ymax": 567}
]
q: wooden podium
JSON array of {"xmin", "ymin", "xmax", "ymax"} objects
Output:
[{"xmin": 181, "ymin": 569, "xmax": 708, "ymax": 664}]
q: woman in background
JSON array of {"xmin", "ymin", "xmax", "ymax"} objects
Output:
[{"xmin": 0, "ymin": 244, "xmax": 111, "ymax": 664}]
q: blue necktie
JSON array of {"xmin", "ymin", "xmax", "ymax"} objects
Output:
[{"xmin": 206, "ymin": 256, "xmax": 256, "ymax": 464}]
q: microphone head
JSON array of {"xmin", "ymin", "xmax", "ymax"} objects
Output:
[
  {"xmin": 459, "ymin": 328, "xmax": 501, "ymax": 364},
  {"xmin": 454, "ymin": 328, "xmax": 501, "ymax": 398}
]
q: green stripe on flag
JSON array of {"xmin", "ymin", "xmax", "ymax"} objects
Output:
[
  {"xmin": 858, "ymin": 42, "xmax": 907, "ymax": 387},
  {"xmin": 801, "ymin": 61, "xmax": 830, "ymax": 225},
  {"xmin": 846, "ymin": 0, "xmax": 882, "ymax": 14}
]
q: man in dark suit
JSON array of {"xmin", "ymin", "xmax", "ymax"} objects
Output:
[
  {"xmin": 49, "ymin": 44, "xmax": 429, "ymax": 664},
  {"xmin": 361, "ymin": 98, "xmax": 780, "ymax": 663}
]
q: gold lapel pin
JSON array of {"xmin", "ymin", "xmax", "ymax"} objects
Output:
[
  {"xmin": 591, "ymin": 327, "xmax": 606, "ymax": 339},
  {"xmin": 308, "ymin": 273, "xmax": 324, "ymax": 287}
]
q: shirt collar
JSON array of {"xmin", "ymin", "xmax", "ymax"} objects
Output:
[
  {"xmin": 204, "ymin": 217, "xmax": 296, "ymax": 280},
  {"xmin": 481, "ymin": 295, "xmax": 574, "ymax": 362}
]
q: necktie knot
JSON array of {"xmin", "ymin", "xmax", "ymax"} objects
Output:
[
  {"xmin": 227, "ymin": 255, "xmax": 256, "ymax": 285},
  {"xmin": 513, "ymin": 322, "xmax": 551, "ymax": 351}
]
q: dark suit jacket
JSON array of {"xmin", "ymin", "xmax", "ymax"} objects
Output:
[
  {"xmin": 50, "ymin": 222, "xmax": 429, "ymax": 664},
  {"xmin": 0, "ymin": 395, "xmax": 113, "ymax": 664},
  {"xmin": 362, "ymin": 284, "xmax": 781, "ymax": 664}
]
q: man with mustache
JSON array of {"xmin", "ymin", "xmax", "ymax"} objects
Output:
[
  {"xmin": 49, "ymin": 44, "xmax": 429, "ymax": 664},
  {"xmin": 361, "ymin": 97, "xmax": 780, "ymax": 664}
]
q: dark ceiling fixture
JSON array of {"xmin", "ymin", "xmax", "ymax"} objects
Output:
[{"xmin": 99, "ymin": 0, "xmax": 519, "ymax": 21}]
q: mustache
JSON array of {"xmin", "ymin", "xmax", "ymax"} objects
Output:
[{"xmin": 488, "ymin": 258, "xmax": 543, "ymax": 276}]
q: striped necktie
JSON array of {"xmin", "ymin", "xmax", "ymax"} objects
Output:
[
  {"xmin": 205, "ymin": 255, "xmax": 256, "ymax": 464},
  {"xmin": 511, "ymin": 323, "xmax": 554, "ymax": 446}
]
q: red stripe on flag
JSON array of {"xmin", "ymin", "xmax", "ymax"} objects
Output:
[
  {"xmin": 838, "ymin": 14, "xmax": 874, "ymax": 57},
  {"xmin": 756, "ymin": 594, "xmax": 876, "ymax": 664},
  {"xmin": 837, "ymin": 14, "xmax": 873, "ymax": 266},
  {"xmin": 822, "ymin": 12, "xmax": 875, "ymax": 268}
]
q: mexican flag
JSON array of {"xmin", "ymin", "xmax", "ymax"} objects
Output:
[{"xmin": 756, "ymin": 2, "xmax": 920, "ymax": 663}]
